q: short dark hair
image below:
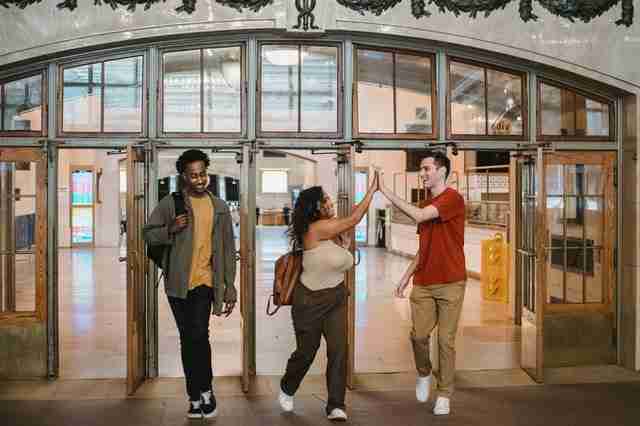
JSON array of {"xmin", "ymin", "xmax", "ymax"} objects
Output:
[
  {"xmin": 425, "ymin": 151, "xmax": 451, "ymax": 180},
  {"xmin": 176, "ymin": 149, "xmax": 210, "ymax": 174}
]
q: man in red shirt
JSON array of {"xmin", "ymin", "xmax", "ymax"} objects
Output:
[{"xmin": 379, "ymin": 151, "xmax": 466, "ymax": 416}]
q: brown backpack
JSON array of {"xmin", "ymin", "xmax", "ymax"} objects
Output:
[{"xmin": 266, "ymin": 250, "xmax": 303, "ymax": 316}]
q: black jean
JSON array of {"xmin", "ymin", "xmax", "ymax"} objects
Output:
[
  {"xmin": 168, "ymin": 285, "xmax": 214, "ymax": 401},
  {"xmin": 281, "ymin": 283, "xmax": 348, "ymax": 414}
]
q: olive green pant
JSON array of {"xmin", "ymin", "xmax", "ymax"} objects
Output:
[
  {"xmin": 281, "ymin": 282, "xmax": 348, "ymax": 414},
  {"xmin": 410, "ymin": 281, "xmax": 466, "ymax": 398}
]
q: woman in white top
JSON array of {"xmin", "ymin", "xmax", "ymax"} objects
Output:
[{"xmin": 278, "ymin": 173, "xmax": 379, "ymax": 422}]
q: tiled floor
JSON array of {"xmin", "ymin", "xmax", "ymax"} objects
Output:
[{"xmin": 59, "ymin": 226, "xmax": 519, "ymax": 379}]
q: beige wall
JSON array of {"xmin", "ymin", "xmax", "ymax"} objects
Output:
[{"xmin": 57, "ymin": 149, "xmax": 121, "ymax": 248}]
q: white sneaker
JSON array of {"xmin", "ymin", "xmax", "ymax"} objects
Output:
[
  {"xmin": 416, "ymin": 374, "xmax": 432, "ymax": 402},
  {"xmin": 327, "ymin": 408, "xmax": 348, "ymax": 421},
  {"xmin": 433, "ymin": 396, "xmax": 450, "ymax": 415},
  {"xmin": 278, "ymin": 389, "xmax": 294, "ymax": 412}
]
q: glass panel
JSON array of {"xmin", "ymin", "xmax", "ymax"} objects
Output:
[
  {"xmin": 584, "ymin": 165, "xmax": 604, "ymax": 195},
  {"xmin": 546, "ymin": 196, "xmax": 563, "ymax": 235},
  {"xmin": 395, "ymin": 54, "xmax": 432, "ymax": 133},
  {"xmin": 547, "ymin": 247, "xmax": 564, "ymax": 303},
  {"xmin": 565, "ymin": 251, "xmax": 584, "ymax": 303},
  {"xmin": 540, "ymin": 83, "xmax": 561, "ymax": 135},
  {"xmin": 63, "ymin": 63, "xmax": 102, "ymax": 132},
  {"xmin": 585, "ymin": 98, "xmax": 610, "ymax": 136},
  {"xmin": 104, "ymin": 57, "xmax": 143, "ymax": 133},
  {"xmin": 357, "ymin": 49, "xmax": 394, "ymax": 133},
  {"xmin": 584, "ymin": 197, "xmax": 603, "ymax": 245},
  {"xmin": 261, "ymin": 45, "xmax": 299, "ymax": 132},
  {"xmin": 2, "ymin": 75, "xmax": 43, "ymax": 132},
  {"xmin": 163, "ymin": 50, "xmax": 201, "ymax": 132},
  {"xmin": 540, "ymin": 83, "xmax": 610, "ymax": 137},
  {"xmin": 72, "ymin": 207, "xmax": 93, "ymax": 244},
  {"xmin": 564, "ymin": 164, "xmax": 584, "ymax": 195},
  {"xmin": 450, "ymin": 61, "xmax": 485, "ymax": 135},
  {"xmin": 545, "ymin": 164, "xmax": 563, "ymax": 195},
  {"xmin": 1, "ymin": 254, "xmax": 36, "ymax": 312},
  {"xmin": 71, "ymin": 170, "xmax": 94, "ymax": 205},
  {"xmin": 0, "ymin": 161, "xmax": 37, "ymax": 313},
  {"xmin": 585, "ymin": 249, "xmax": 604, "ymax": 303},
  {"xmin": 203, "ymin": 47, "xmax": 242, "ymax": 132},
  {"xmin": 300, "ymin": 46, "xmax": 338, "ymax": 132},
  {"xmin": 487, "ymin": 70, "xmax": 522, "ymax": 135}
]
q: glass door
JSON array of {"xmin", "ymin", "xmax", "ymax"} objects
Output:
[
  {"xmin": 516, "ymin": 149, "xmax": 545, "ymax": 382},
  {"xmin": 70, "ymin": 166, "xmax": 94, "ymax": 245},
  {"xmin": 517, "ymin": 150, "xmax": 617, "ymax": 383},
  {"xmin": 0, "ymin": 148, "xmax": 48, "ymax": 377}
]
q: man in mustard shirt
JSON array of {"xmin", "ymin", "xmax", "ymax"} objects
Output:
[{"xmin": 143, "ymin": 149, "xmax": 237, "ymax": 419}]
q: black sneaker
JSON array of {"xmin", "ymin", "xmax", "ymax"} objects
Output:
[
  {"xmin": 187, "ymin": 400, "xmax": 202, "ymax": 419},
  {"xmin": 200, "ymin": 390, "xmax": 218, "ymax": 418}
]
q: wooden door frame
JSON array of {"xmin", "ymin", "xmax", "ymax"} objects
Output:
[
  {"xmin": 0, "ymin": 148, "xmax": 48, "ymax": 324},
  {"xmin": 126, "ymin": 144, "xmax": 147, "ymax": 395}
]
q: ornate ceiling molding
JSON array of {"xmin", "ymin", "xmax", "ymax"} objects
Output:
[{"xmin": 0, "ymin": 0, "xmax": 633, "ymax": 27}]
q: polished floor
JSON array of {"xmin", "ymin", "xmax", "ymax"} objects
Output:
[
  {"xmin": 2, "ymin": 370, "xmax": 640, "ymax": 426},
  {"xmin": 59, "ymin": 226, "xmax": 518, "ymax": 379}
]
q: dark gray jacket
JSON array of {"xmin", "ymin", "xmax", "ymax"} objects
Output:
[{"xmin": 142, "ymin": 191, "xmax": 237, "ymax": 314}]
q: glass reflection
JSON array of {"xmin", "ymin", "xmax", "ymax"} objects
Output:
[
  {"xmin": 261, "ymin": 45, "xmax": 299, "ymax": 132},
  {"xmin": 163, "ymin": 50, "xmax": 201, "ymax": 132},
  {"xmin": 2, "ymin": 75, "xmax": 42, "ymax": 132},
  {"xmin": 450, "ymin": 61, "xmax": 485, "ymax": 134},
  {"xmin": 357, "ymin": 49, "xmax": 394, "ymax": 133}
]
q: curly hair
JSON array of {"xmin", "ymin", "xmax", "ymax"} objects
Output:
[
  {"xmin": 287, "ymin": 186, "xmax": 324, "ymax": 251},
  {"xmin": 176, "ymin": 149, "xmax": 210, "ymax": 174}
]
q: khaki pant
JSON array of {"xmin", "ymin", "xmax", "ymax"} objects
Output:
[{"xmin": 410, "ymin": 281, "xmax": 466, "ymax": 398}]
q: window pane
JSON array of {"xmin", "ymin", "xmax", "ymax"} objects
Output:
[
  {"xmin": 63, "ymin": 64, "xmax": 102, "ymax": 132},
  {"xmin": 396, "ymin": 54, "xmax": 432, "ymax": 133},
  {"xmin": 2, "ymin": 75, "xmax": 42, "ymax": 132},
  {"xmin": 301, "ymin": 46, "xmax": 338, "ymax": 132},
  {"xmin": 204, "ymin": 47, "xmax": 242, "ymax": 133},
  {"xmin": 104, "ymin": 57, "xmax": 143, "ymax": 133},
  {"xmin": 585, "ymin": 98, "xmax": 609, "ymax": 136},
  {"xmin": 487, "ymin": 70, "xmax": 523, "ymax": 136},
  {"xmin": 261, "ymin": 45, "xmax": 299, "ymax": 132},
  {"xmin": 540, "ymin": 83, "xmax": 610, "ymax": 138},
  {"xmin": 357, "ymin": 49, "xmax": 393, "ymax": 133},
  {"xmin": 540, "ymin": 83, "xmax": 562, "ymax": 135},
  {"xmin": 163, "ymin": 50, "xmax": 201, "ymax": 132},
  {"xmin": 450, "ymin": 62, "xmax": 486, "ymax": 135}
]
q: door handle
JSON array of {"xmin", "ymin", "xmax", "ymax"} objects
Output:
[{"xmin": 119, "ymin": 256, "xmax": 127, "ymax": 262}]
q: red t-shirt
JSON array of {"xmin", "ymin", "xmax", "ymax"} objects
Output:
[{"xmin": 413, "ymin": 188, "xmax": 466, "ymax": 286}]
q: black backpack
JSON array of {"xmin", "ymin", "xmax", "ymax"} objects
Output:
[{"xmin": 147, "ymin": 192, "xmax": 186, "ymax": 271}]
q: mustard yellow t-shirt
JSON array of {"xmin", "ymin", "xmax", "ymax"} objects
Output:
[{"xmin": 188, "ymin": 195, "xmax": 214, "ymax": 290}]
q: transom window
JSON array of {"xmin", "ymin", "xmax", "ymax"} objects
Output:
[
  {"xmin": 355, "ymin": 47, "xmax": 435, "ymax": 138},
  {"xmin": 259, "ymin": 44, "xmax": 340, "ymax": 137},
  {"xmin": 538, "ymin": 81, "xmax": 612, "ymax": 140},
  {"xmin": 448, "ymin": 58, "xmax": 525, "ymax": 138},
  {"xmin": 61, "ymin": 56, "xmax": 144, "ymax": 135},
  {"xmin": 161, "ymin": 46, "xmax": 244, "ymax": 135},
  {"xmin": 0, "ymin": 72, "xmax": 45, "ymax": 135}
]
